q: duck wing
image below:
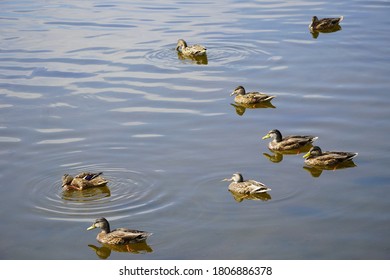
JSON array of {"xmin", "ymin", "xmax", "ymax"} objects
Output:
[
  {"xmin": 246, "ymin": 92, "xmax": 275, "ymax": 102},
  {"xmin": 317, "ymin": 17, "xmax": 343, "ymax": 29},
  {"xmin": 246, "ymin": 180, "xmax": 271, "ymax": 194},
  {"xmin": 324, "ymin": 151, "xmax": 357, "ymax": 161},
  {"xmin": 188, "ymin": 44, "xmax": 207, "ymax": 56},
  {"xmin": 90, "ymin": 176, "xmax": 108, "ymax": 186},
  {"xmin": 111, "ymin": 228, "xmax": 152, "ymax": 243},
  {"xmin": 278, "ymin": 135, "xmax": 317, "ymax": 149}
]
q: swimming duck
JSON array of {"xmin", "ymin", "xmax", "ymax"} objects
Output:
[
  {"xmin": 87, "ymin": 217, "xmax": 152, "ymax": 245},
  {"xmin": 222, "ymin": 173, "xmax": 271, "ymax": 195},
  {"xmin": 61, "ymin": 172, "xmax": 107, "ymax": 191},
  {"xmin": 303, "ymin": 146, "xmax": 358, "ymax": 167},
  {"xmin": 262, "ymin": 129, "xmax": 318, "ymax": 151},
  {"xmin": 230, "ymin": 86, "xmax": 275, "ymax": 105},
  {"xmin": 175, "ymin": 39, "xmax": 207, "ymax": 57},
  {"xmin": 309, "ymin": 16, "xmax": 344, "ymax": 31}
]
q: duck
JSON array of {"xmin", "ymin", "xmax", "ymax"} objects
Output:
[
  {"xmin": 175, "ymin": 39, "xmax": 207, "ymax": 57},
  {"xmin": 309, "ymin": 16, "xmax": 344, "ymax": 31},
  {"xmin": 230, "ymin": 86, "xmax": 275, "ymax": 105},
  {"xmin": 87, "ymin": 217, "xmax": 152, "ymax": 245},
  {"xmin": 222, "ymin": 173, "xmax": 271, "ymax": 195},
  {"xmin": 303, "ymin": 146, "xmax": 358, "ymax": 167},
  {"xmin": 262, "ymin": 129, "xmax": 318, "ymax": 151},
  {"xmin": 61, "ymin": 172, "xmax": 107, "ymax": 191}
]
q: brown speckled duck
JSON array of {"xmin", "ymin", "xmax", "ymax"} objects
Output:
[
  {"xmin": 262, "ymin": 129, "xmax": 318, "ymax": 151},
  {"xmin": 230, "ymin": 86, "xmax": 275, "ymax": 105},
  {"xmin": 87, "ymin": 217, "xmax": 152, "ymax": 245},
  {"xmin": 222, "ymin": 173, "xmax": 271, "ymax": 195},
  {"xmin": 303, "ymin": 146, "xmax": 358, "ymax": 167},
  {"xmin": 61, "ymin": 172, "xmax": 107, "ymax": 191},
  {"xmin": 175, "ymin": 39, "xmax": 207, "ymax": 57},
  {"xmin": 309, "ymin": 16, "xmax": 344, "ymax": 31}
]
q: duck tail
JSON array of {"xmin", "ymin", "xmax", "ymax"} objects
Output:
[
  {"xmin": 350, "ymin": 152, "xmax": 358, "ymax": 160},
  {"xmin": 87, "ymin": 172, "xmax": 103, "ymax": 180}
]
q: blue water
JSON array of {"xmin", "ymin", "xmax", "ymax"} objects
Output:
[{"xmin": 0, "ymin": 0, "xmax": 389, "ymax": 259}]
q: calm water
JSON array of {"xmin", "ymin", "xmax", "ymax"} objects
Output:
[{"xmin": 1, "ymin": 0, "xmax": 389, "ymax": 260}]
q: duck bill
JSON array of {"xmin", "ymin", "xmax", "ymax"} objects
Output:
[
  {"xmin": 262, "ymin": 134, "xmax": 271, "ymax": 140},
  {"xmin": 303, "ymin": 151, "xmax": 310, "ymax": 158},
  {"xmin": 230, "ymin": 91, "xmax": 237, "ymax": 96},
  {"xmin": 221, "ymin": 178, "xmax": 232, "ymax": 182},
  {"xmin": 87, "ymin": 225, "xmax": 96, "ymax": 231}
]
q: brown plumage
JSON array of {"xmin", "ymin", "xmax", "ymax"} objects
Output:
[
  {"xmin": 87, "ymin": 217, "xmax": 152, "ymax": 245},
  {"xmin": 175, "ymin": 39, "xmax": 207, "ymax": 57},
  {"xmin": 222, "ymin": 173, "xmax": 271, "ymax": 195},
  {"xmin": 309, "ymin": 16, "xmax": 344, "ymax": 31},
  {"xmin": 61, "ymin": 172, "xmax": 107, "ymax": 191},
  {"xmin": 262, "ymin": 129, "xmax": 318, "ymax": 151},
  {"xmin": 303, "ymin": 146, "xmax": 358, "ymax": 167},
  {"xmin": 230, "ymin": 86, "xmax": 275, "ymax": 105}
]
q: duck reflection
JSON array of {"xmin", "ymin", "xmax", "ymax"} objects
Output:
[
  {"xmin": 303, "ymin": 161, "xmax": 357, "ymax": 177},
  {"xmin": 88, "ymin": 242, "xmax": 153, "ymax": 259},
  {"xmin": 230, "ymin": 102, "xmax": 275, "ymax": 116},
  {"xmin": 310, "ymin": 25, "xmax": 342, "ymax": 39},
  {"xmin": 229, "ymin": 190, "xmax": 272, "ymax": 203},
  {"xmin": 61, "ymin": 185, "xmax": 111, "ymax": 201},
  {"xmin": 263, "ymin": 145, "xmax": 313, "ymax": 163},
  {"xmin": 177, "ymin": 52, "xmax": 208, "ymax": 65}
]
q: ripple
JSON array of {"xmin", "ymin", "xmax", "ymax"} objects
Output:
[
  {"xmin": 45, "ymin": 21, "xmax": 136, "ymax": 29},
  {"xmin": 207, "ymin": 45, "xmax": 270, "ymax": 67},
  {"xmin": 144, "ymin": 43, "xmax": 271, "ymax": 68},
  {"xmin": 36, "ymin": 138, "xmax": 85, "ymax": 144},
  {"xmin": 0, "ymin": 136, "xmax": 21, "ymax": 142},
  {"xmin": 144, "ymin": 46, "xmax": 181, "ymax": 69},
  {"xmin": 111, "ymin": 106, "xmax": 224, "ymax": 116},
  {"xmin": 28, "ymin": 165, "xmax": 172, "ymax": 222}
]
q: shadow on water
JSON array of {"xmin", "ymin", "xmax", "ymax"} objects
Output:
[
  {"xmin": 229, "ymin": 190, "xmax": 272, "ymax": 203},
  {"xmin": 310, "ymin": 25, "xmax": 342, "ymax": 39},
  {"xmin": 230, "ymin": 101, "xmax": 276, "ymax": 116},
  {"xmin": 177, "ymin": 53, "xmax": 208, "ymax": 65},
  {"xmin": 88, "ymin": 242, "xmax": 153, "ymax": 259},
  {"xmin": 61, "ymin": 186, "xmax": 111, "ymax": 202},
  {"xmin": 262, "ymin": 146, "xmax": 313, "ymax": 163},
  {"xmin": 303, "ymin": 161, "xmax": 358, "ymax": 178}
]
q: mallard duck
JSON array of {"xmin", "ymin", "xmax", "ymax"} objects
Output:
[
  {"xmin": 87, "ymin": 217, "xmax": 152, "ymax": 245},
  {"xmin": 175, "ymin": 39, "xmax": 206, "ymax": 57},
  {"xmin": 262, "ymin": 129, "xmax": 318, "ymax": 151},
  {"xmin": 61, "ymin": 172, "xmax": 107, "ymax": 191},
  {"xmin": 303, "ymin": 146, "xmax": 358, "ymax": 167},
  {"xmin": 309, "ymin": 16, "xmax": 344, "ymax": 31},
  {"xmin": 230, "ymin": 86, "xmax": 275, "ymax": 105},
  {"xmin": 222, "ymin": 173, "xmax": 271, "ymax": 194}
]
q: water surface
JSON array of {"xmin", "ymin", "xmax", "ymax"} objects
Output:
[{"xmin": 0, "ymin": 0, "xmax": 389, "ymax": 259}]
